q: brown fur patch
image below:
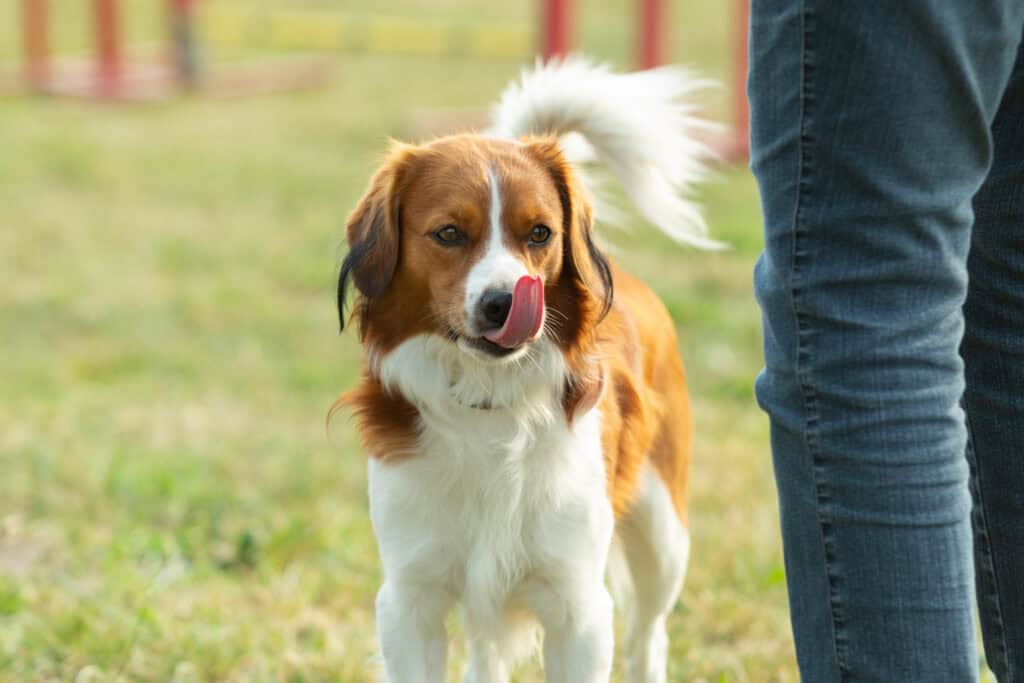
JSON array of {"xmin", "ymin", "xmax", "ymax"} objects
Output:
[
  {"xmin": 597, "ymin": 267, "xmax": 693, "ymax": 522},
  {"xmin": 339, "ymin": 375, "xmax": 421, "ymax": 463}
]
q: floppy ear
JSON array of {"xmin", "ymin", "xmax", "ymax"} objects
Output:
[
  {"xmin": 525, "ymin": 138, "xmax": 614, "ymax": 319},
  {"xmin": 337, "ymin": 143, "xmax": 418, "ymax": 331}
]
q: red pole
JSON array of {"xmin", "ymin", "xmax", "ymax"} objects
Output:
[
  {"xmin": 22, "ymin": 0, "xmax": 49, "ymax": 89},
  {"xmin": 540, "ymin": 0, "xmax": 571, "ymax": 61},
  {"xmin": 94, "ymin": 0, "xmax": 121, "ymax": 97},
  {"xmin": 636, "ymin": 0, "xmax": 666, "ymax": 70}
]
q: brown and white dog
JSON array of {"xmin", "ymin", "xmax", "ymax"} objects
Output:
[{"xmin": 336, "ymin": 59, "xmax": 717, "ymax": 683}]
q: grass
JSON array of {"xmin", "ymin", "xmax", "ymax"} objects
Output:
[{"xmin": 0, "ymin": 1, "xmax": 794, "ymax": 680}]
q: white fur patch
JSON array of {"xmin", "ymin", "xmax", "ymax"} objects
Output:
[
  {"xmin": 462, "ymin": 168, "xmax": 531, "ymax": 338},
  {"xmin": 376, "ymin": 334, "xmax": 566, "ymax": 437},
  {"xmin": 613, "ymin": 464, "xmax": 690, "ymax": 683}
]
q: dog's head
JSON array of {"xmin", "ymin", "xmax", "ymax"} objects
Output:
[{"xmin": 338, "ymin": 134, "xmax": 612, "ymax": 365}]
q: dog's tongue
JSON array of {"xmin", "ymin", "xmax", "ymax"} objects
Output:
[{"xmin": 484, "ymin": 275, "xmax": 545, "ymax": 349}]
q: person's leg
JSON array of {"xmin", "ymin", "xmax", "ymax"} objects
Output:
[
  {"xmin": 749, "ymin": 2, "xmax": 1024, "ymax": 680},
  {"xmin": 963, "ymin": 29, "xmax": 1024, "ymax": 683}
]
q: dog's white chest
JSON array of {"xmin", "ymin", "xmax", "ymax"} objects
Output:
[{"xmin": 367, "ymin": 404, "xmax": 612, "ymax": 633}]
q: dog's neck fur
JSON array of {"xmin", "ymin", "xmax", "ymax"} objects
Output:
[{"xmin": 373, "ymin": 335, "xmax": 571, "ymax": 445}]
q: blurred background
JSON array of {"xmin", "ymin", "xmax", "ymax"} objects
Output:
[{"xmin": 0, "ymin": 1, "xmax": 788, "ymax": 681}]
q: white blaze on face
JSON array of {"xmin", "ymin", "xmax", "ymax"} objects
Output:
[{"xmin": 463, "ymin": 168, "xmax": 529, "ymax": 334}]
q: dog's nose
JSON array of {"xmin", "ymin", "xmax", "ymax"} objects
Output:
[{"xmin": 478, "ymin": 289, "xmax": 513, "ymax": 329}]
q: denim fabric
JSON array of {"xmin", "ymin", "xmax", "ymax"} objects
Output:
[
  {"xmin": 964, "ymin": 32, "xmax": 1024, "ymax": 683},
  {"xmin": 749, "ymin": 2, "xmax": 1024, "ymax": 681}
]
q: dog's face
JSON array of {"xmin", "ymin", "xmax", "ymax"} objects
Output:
[{"xmin": 339, "ymin": 135, "xmax": 612, "ymax": 365}]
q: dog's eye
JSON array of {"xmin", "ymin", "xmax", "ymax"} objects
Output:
[
  {"xmin": 433, "ymin": 224, "xmax": 466, "ymax": 246},
  {"xmin": 529, "ymin": 225, "xmax": 552, "ymax": 245}
]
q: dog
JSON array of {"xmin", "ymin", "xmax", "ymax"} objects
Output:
[{"xmin": 336, "ymin": 58, "xmax": 717, "ymax": 683}]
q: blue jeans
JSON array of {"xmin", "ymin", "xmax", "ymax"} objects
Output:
[{"xmin": 749, "ymin": 2, "xmax": 1024, "ymax": 681}]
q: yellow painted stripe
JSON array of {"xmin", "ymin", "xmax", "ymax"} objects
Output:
[
  {"xmin": 366, "ymin": 18, "xmax": 449, "ymax": 56},
  {"xmin": 267, "ymin": 12, "xmax": 347, "ymax": 51},
  {"xmin": 466, "ymin": 25, "xmax": 532, "ymax": 60},
  {"xmin": 201, "ymin": 6, "xmax": 253, "ymax": 47},
  {"xmin": 199, "ymin": 5, "xmax": 531, "ymax": 60}
]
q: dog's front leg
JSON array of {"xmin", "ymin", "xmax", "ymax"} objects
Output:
[
  {"xmin": 463, "ymin": 637, "xmax": 510, "ymax": 683},
  {"xmin": 376, "ymin": 581, "xmax": 452, "ymax": 683},
  {"xmin": 529, "ymin": 580, "xmax": 615, "ymax": 683}
]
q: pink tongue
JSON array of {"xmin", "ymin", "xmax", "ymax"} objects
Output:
[{"xmin": 484, "ymin": 275, "xmax": 545, "ymax": 349}]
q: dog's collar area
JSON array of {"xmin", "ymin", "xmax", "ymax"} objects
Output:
[
  {"xmin": 448, "ymin": 385, "xmax": 494, "ymax": 411},
  {"xmin": 463, "ymin": 400, "xmax": 494, "ymax": 411}
]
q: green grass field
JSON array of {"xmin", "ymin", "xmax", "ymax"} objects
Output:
[{"xmin": 0, "ymin": 2, "xmax": 796, "ymax": 680}]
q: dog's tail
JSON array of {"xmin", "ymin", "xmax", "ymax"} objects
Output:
[{"xmin": 489, "ymin": 56, "xmax": 722, "ymax": 249}]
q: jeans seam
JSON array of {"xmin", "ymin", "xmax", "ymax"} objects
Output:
[
  {"xmin": 965, "ymin": 413, "xmax": 1012, "ymax": 679},
  {"xmin": 790, "ymin": 3, "xmax": 851, "ymax": 680}
]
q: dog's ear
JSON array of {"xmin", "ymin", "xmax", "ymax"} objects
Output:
[
  {"xmin": 525, "ymin": 138, "xmax": 613, "ymax": 320},
  {"xmin": 338, "ymin": 143, "xmax": 419, "ymax": 330}
]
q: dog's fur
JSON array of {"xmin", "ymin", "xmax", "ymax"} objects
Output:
[{"xmin": 336, "ymin": 58, "xmax": 715, "ymax": 683}]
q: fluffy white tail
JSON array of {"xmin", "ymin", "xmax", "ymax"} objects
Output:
[{"xmin": 489, "ymin": 57, "xmax": 722, "ymax": 249}]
